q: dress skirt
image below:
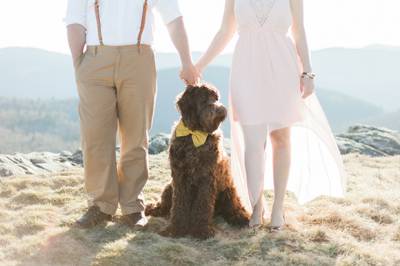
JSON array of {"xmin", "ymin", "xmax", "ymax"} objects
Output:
[{"xmin": 229, "ymin": 30, "xmax": 347, "ymax": 213}]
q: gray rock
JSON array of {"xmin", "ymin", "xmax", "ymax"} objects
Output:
[
  {"xmin": 66, "ymin": 147, "xmax": 122, "ymax": 166},
  {"xmin": 336, "ymin": 125, "xmax": 400, "ymax": 157},
  {"xmin": 149, "ymin": 133, "xmax": 170, "ymax": 155},
  {"xmin": 68, "ymin": 150, "xmax": 83, "ymax": 166},
  {"xmin": 0, "ymin": 152, "xmax": 78, "ymax": 177},
  {"xmin": 335, "ymin": 136, "xmax": 388, "ymax": 157},
  {"xmin": 0, "ymin": 125, "xmax": 398, "ymax": 178},
  {"xmin": 30, "ymin": 158, "xmax": 47, "ymax": 165},
  {"xmin": 0, "ymin": 167, "xmax": 13, "ymax": 177}
]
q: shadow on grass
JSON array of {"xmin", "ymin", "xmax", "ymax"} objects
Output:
[
  {"xmin": 16, "ymin": 215, "xmax": 341, "ymax": 266},
  {"xmin": 17, "ymin": 222, "xmax": 128, "ymax": 266}
]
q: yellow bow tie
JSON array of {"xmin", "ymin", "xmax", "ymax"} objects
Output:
[{"xmin": 175, "ymin": 121, "xmax": 208, "ymax": 148}]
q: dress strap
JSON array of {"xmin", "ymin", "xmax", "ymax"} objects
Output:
[{"xmin": 93, "ymin": 0, "xmax": 149, "ymax": 52}]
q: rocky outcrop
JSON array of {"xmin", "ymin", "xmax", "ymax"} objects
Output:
[
  {"xmin": 1, "ymin": 125, "xmax": 399, "ymax": 177},
  {"xmin": 0, "ymin": 152, "xmax": 79, "ymax": 177},
  {"xmin": 336, "ymin": 125, "xmax": 400, "ymax": 157},
  {"xmin": 149, "ymin": 133, "xmax": 170, "ymax": 155}
]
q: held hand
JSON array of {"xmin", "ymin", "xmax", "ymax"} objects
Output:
[
  {"xmin": 300, "ymin": 77, "xmax": 315, "ymax": 99},
  {"xmin": 180, "ymin": 63, "xmax": 201, "ymax": 86}
]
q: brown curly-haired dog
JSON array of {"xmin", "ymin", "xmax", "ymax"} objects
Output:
[{"xmin": 145, "ymin": 84, "xmax": 250, "ymax": 239}]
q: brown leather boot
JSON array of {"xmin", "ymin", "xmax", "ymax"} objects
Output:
[
  {"xmin": 75, "ymin": 206, "xmax": 112, "ymax": 228},
  {"xmin": 120, "ymin": 212, "xmax": 148, "ymax": 228}
]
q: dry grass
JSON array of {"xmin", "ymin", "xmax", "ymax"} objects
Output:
[{"xmin": 0, "ymin": 153, "xmax": 399, "ymax": 266}]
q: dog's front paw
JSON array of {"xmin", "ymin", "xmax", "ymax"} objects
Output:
[
  {"xmin": 145, "ymin": 203, "xmax": 161, "ymax": 217},
  {"xmin": 233, "ymin": 212, "xmax": 251, "ymax": 228},
  {"xmin": 144, "ymin": 203, "xmax": 154, "ymax": 216}
]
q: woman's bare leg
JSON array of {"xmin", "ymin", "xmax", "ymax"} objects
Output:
[
  {"xmin": 241, "ymin": 124, "xmax": 269, "ymax": 227},
  {"xmin": 269, "ymin": 127, "xmax": 291, "ymax": 227}
]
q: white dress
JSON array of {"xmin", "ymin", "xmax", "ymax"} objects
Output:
[{"xmin": 229, "ymin": 0, "xmax": 347, "ymax": 213}]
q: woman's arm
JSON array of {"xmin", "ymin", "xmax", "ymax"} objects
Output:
[
  {"xmin": 290, "ymin": 0, "xmax": 315, "ymax": 98},
  {"xmin": 195, "ymin": 0, "xmax": 237, "ymax": 73}
]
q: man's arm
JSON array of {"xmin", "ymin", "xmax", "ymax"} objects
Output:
[
  {"xmin": 65, "ymin": 0, "xmax": 87, "ymax": 66},
  {"xmin": 67, "ymin": 24, "xmax": 86, "ymax": 65},
  {"xmin": 167, "ymin": 17, "xmax": 199, "ymax": 85}
]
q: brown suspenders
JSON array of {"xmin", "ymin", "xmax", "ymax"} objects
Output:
[
  {"xmin": 94, "ymin": 0, "xmax": 103, "ymax": 45},
  {"xmin": 94, "ymin": 0, "xmax": 149, "ymax": 52}
]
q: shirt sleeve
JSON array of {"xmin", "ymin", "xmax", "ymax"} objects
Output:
[
  {"xmin": 64, "ymin": 0, "xmax": 88, "ymax": 28},
  {"xmin": 153, "ymin": 0, "xmax": 182, "ymax": 25}
]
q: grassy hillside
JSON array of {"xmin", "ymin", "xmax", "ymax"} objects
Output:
[
  {"xmin": 0, "ymin": 98, "xmax": 79, "ymax": 153},
  {"xmin": 0, "ymin": 153, "xmax": 399, "ymax": 265},
  {"xmin": 317, "ymin": 89, "xmax": 384, "ymax": 132}
]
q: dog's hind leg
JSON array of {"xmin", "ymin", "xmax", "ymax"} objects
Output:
[
  {"xmin": 145, "ymin": 183, "xmax": 173, "ymax": 218},
  {"xmin": 216, "ymin": 186, "xmax": 250, "ymax": 227}
]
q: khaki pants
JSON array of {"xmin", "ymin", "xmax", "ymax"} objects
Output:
[{"xmin": 74, "ymin": 45, "xmax": 157, "ymax": 215}]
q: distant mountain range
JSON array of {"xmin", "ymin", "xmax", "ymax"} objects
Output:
[
  {"xmin": 0, "ymin": 48, "xmax": 75, "ymax": 99},
  {"xmin": 0, "ymin": 46, "xmax": 399, "ymax": 135}
]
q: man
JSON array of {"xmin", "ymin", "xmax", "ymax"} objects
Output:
[{"xmin": 65, "ymin": 0, "xmax": 199, "ymax": 228}]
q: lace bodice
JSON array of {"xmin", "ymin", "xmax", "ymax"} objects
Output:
[
  {"xmin": 250, "ymin": 0, "xmax": 277, "ymax": 26},
  {"xmin": 235, "ymin": 0, "xmax": 292, "ymax": 34}
]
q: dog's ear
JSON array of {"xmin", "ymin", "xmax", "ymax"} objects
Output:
[
  {"xmin": 176, "ymin": 85, "xmax": 202, "ymax": 130},
  {"xmin": 200, "ymin": 83, "xmax": 220, "ymax": 101},
  {"xmin": 176, "ymin": 85, "xmax": 194, "ymax": 114}
]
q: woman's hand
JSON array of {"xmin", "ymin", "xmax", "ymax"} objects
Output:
[{"xmin": 300, "ymin": 76, "xmax": 315, "ymax": 99}]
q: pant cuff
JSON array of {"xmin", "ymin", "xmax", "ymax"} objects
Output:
[{"xmin": 88, "ymin": 200, "xmax": 118, "ymax": 216}]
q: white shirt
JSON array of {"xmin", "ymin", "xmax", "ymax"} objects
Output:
[{"xmin": 64, "ymin": 0, "xmax": 182, "ymax": 46}]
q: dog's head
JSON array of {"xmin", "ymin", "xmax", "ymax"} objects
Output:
[{"xmin": 176, "ymin": 84, "xmax": 227, "ymax": 133}]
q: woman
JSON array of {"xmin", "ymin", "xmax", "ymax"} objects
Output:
[{"xmin": 195, "ymin": 0, "xmax": 346, "ymax": 229}]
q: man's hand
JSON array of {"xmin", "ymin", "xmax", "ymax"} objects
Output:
[
  {"xmin": 180, "ymin": 63, "xmax": 201, "ymax": 85},
  {"xmin": 166, "ymin": 17, "xmax": 201, "ymax": 86}
]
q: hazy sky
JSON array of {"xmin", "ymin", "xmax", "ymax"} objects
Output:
[{"xmin": 0, "ymin": 0, "xmax": 399, "ymax": 54}]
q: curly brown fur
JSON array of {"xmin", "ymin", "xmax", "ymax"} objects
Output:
[
  {"xmin": 145, "ymin": 183, "xmax": 173, "ymax": 218},
  {"xmin": 146, "ymin": 84, "xmax": 250, "ymax": 239}
]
